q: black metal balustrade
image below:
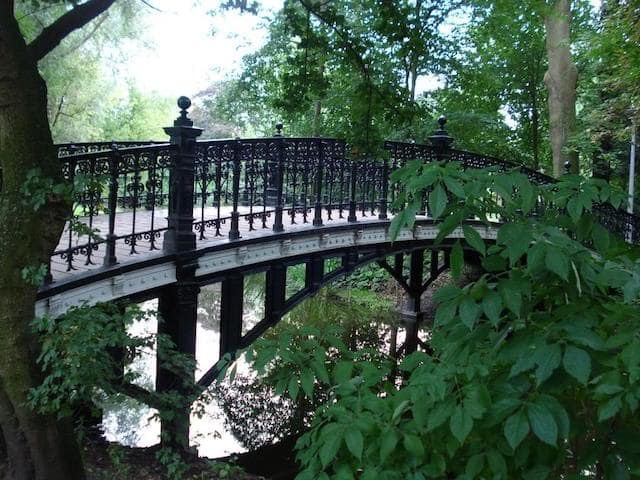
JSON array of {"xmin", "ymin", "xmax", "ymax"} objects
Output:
[
  {"xmin": 383, "ymin": 137, "xmax": 640, "ymax": 243},
  {"xmin": 20, "ymin": 101, "xmax": 637, "ymax": 284}
]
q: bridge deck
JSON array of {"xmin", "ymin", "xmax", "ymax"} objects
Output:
[{"xmin": 50, "ymin": 206, "xmax": 382, "ymax": 283}]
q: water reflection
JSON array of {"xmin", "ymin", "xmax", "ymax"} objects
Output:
[{"xmin": 102, "ymin": 275, "xmax": 267, "ymax": 458}]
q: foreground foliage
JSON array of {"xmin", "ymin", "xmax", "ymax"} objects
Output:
[{"xmin": 247, "ymin": 161, "xmax": 640, "ymax": 479}]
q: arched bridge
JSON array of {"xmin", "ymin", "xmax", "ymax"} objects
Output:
[{"xmin": 29, "ymin": 98, "xmax": 640, "ymax": 448}]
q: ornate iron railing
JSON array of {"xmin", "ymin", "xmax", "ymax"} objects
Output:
[
  {"xmin": 384, "ymin": 140, "xmax": 640, "ymax": 244},
  {"xmin": 46, "ymin": 131, "xmax": 387, "ymax": 282},
  {"xmin": 52, "ymin": 143, "xmax": 176, "ymax": 276},
  {"xmin": 26, "ymin": 101, "xmax": 639, "ymax": 284}
]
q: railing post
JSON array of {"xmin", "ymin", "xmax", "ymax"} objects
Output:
[
  {"xmin": 313, "ymin": 139, "xmax": 324, "ymax": 227},
  {"xmin": 163, "ymin": 97, "xmax": 202, "ymax": 254},
  {"xmin": 378, "ymin": 157, "xmax": 389, "ymax": 220},
  {"xmin": 428, "ymin": 116, "xmax": 454, "ymax": 157},
  {"xmin": 348, "ymin": 158, "xmax": 358, "ymax": 223},
  {"xmin": 273, "ymin": 127, "xmax": 285, "ymax": 233},
  {"xmin": 229, "ymin": 141, "xmax": 242, "ymax": 240},
  {"xmin": 103, "ymin": 145, "xmax": 120, "ymax": 266}
]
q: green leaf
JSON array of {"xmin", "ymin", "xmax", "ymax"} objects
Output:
[
  {"xmin": 459, "ymin": 297, "xmax": 480, "ymax": 330},
  {"xmin": 487, "ymin": 449, "xmax": 508, "ymax": 478},
  {"xmin": 523, "ymin": 465, "xmax": 550, "ymax": 480},
  {"xmin": 482, "ymin": 291, "xmax": 503, "ymax": 326},
  {"xmin": 344, "ymin": 429, "xmax": 363, "ymax": 460},
  {"xmin": 450, "ymin": 406, "xmax": 473, "ymax": 443},
  {"xmin": 288, "ymin": 376, "xmax": 299, "ymax": 400},
  {"xmin": 536, "ymin": 396, "xmax": 570, "ymax": 440},
  {"xmin": 435, "ymin": 301, "xmax": 458, "ymax": 327},
  {"xmin": 450, "ymin": 240, "xmax": 464, "ymax": 280},
  {"xmin": 434, "ymin": 285, "xmax": 462, "ymax": 303},
  {"xmin": 426, "ymin": 402, "xmax": 454, "ymax": 431},
  {"xmin": 444, "ymin": 176, "xmax": 465, "ymax": 198},
  {"xmin": 389, "ymin": 201, "xmax": 419, "ymax": 240},
  {"xmin": 465, "ymin": 453, "xmax": 485, "ymax": 478},
  {"xmin": 497, "ymin": 223, "xmax": 531, "ymax": 265},
  {"xmin": 463, "ymin": 225, "xmax": 486, "ymax": 255},
  {"xmin": 563, "ymin": 346, "xmax": 591, "ymax": 385},
  {"xmin": 592, "ymin": 223, "xmax": 610, "ymax": 253},
  {"xmin": 333, "ymin": 361, "xmax": 353, "ymax": 384},
  {"xmin": 504, "ymin": 409, "xmax": 530, "ymax": 450},
  {"xmin": 598, "ymin": 394, "xmax": 623, "ymax": 422},
  {"xmin": 379, "ymin": 429, "xmax": 398, "ymax": 462},
  {"xmin": 566, "ymin": 197, "xmax": 583, "ymax": 224},
  {"xmin": 527, "ymin": 242, "xmax": 546, "ymax": 274},
  {"xmin": 545, "ymin": 248, "xmax": 570, "ymax": 281},
  {"xmin": 300, "ymin": 368, "xmax": 315, "ymax": 397},
  {"xmin": 403, "ymin": 434, "xmax": 425, "ymax": 459},
  {"xmin": 534, "ymin": 343, "xmax": 562, "ymax": 386},
  {"xmin": 319, "ymin": 429, "xmax": 343, "ymax": 467},
  {"xmin": 483, "ymin": 254, "xmax": 507, "ymax": 272},
  {"xmin": 429, "ymin": 184, "xmax": 448, "ymax": 219},
  {"xmin": 499, "ymin": 280, "xmax": 522, "ymax": 316},
  {"xmin": 527, "ymin": 403, "xmax": 557, "ymax": 446}
]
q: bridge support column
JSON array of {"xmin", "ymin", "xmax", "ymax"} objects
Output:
[
  {"xmin": 220, "ymin": 273, "xmax": 244, "ymax": 356},
  {"xmin": 265, "ymin": 265, "xmax": 286, "ymax": 326},
  {"xmin": 306, "ymin": 256, "xmax": 324, "ymax": 291},
  {"xmin": 401, "ymin": 249, "xmax": 424, "ymax": 355},
  {"xmin": 156, "ymin": 268, "xmax": 200, "ymax": 452},
  {"xmin": 157, "ymin": 97, "xmax": 203, "ymax": 452}
]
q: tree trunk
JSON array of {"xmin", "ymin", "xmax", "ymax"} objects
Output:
[
  {"xmin": 544, "ymin": 0, "xmax": 579, "ymax": 176},
  {"xmin": 531, "ymin": 84, "xmax": 540, "ymax": 170},
  {"xmin": 0, "ymin": 8, "xmax": 85, "ymax": 480}
]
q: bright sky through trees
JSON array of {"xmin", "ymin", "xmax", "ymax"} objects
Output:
[
  {"xmin": 118, "ymin": 0, "xmax": 600, "ymax": 102},
  {"xmin": 120, "ymin": 0, "xmax": 282, "ymax": 98}
]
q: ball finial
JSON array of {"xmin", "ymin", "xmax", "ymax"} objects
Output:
[
  {"xmin": 174, "ymin": 96, "xmax": 194, "ymax": 127},
  {"xmin": 177, "ymin": 96, "xmax": 191, "ymax": 111},
  {"xmin": 275, "ymin": 122, "xmax": 284, "ymax": 137},
  {"xmin": 438, "ymin": 115, "xmax": 447, "ymax": 129}
]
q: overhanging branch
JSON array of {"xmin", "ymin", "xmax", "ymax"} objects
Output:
[{"xmin": 28, "ymin": 0, "xmax": 116, "ymax": 61}]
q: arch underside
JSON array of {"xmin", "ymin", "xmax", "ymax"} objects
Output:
[{"xmin": 34, "ymin": 218, "xmax": 499, "ymax": 391}]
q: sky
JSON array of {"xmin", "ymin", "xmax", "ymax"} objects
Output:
[
  {"xmin": 118, "ymin": 0, "xmax": 601, "ymax": 104},
  {"xmin": 121, "ymin": 0, "xmax": 282, "ymax": 99}
]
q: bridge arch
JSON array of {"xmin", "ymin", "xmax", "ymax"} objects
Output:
[{"xmin": 28, "ymin": 98, "xmax": 640, "ymax": 449}]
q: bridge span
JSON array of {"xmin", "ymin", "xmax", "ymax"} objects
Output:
[{"xmin": 30, "ymin": 98, "xmax": 640, "ymax": 449}]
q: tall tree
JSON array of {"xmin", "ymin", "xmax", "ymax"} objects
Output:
[
  {"xmin": 544, "ymin": 0, "xmax": 579, "ymax": 176},
  {"xmin": 0, "ymin": 1, "xmax": 118, "ymax": 478},
  {"xmin": 214, "ymin": 0, "xmax": 458, "ymax": 151}
]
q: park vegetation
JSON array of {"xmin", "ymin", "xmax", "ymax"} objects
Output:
[{"xmin": 1, "ymin": 1, "xmax": 639, "ymax": 479}]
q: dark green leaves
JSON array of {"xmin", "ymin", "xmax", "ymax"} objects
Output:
[
  {"xmin": 545, "ymin": 248, "xmax": 570, "ymax": 281},
  {"xmin": 527, "ymin": 403, "xmax": 557, "ymax": 446},
  {"xmin": 534, "ymin": 343, "xmax": 562, "ymax": 386},
  {"xmin": 450, "ymin": 406, "xmax": 473, "ymax": 443},
  {"xmin": 345, "ymin": 429, "xmax": 364, "ymax": 459},
  {"xmin": 389, "ymin": 201, "xmax": 419, "ymax": 241},
  {"xmin": 563, "ymin": 345, "xmax": 591, "ymax": 385},
  {"xmin": 450, "ymin": 240, "xmax": 464, "ymax": 280},
  {"xmin": 504, "ymin": 409, "xmax": 530, "ymax": 449},
  {"xmin": 482, "ymin": 291, "xmax": 503, "ymax": 325},
  {"xmin": 429, "ymin": 184, "xmax": 448, "ymax": 219},
  {"xmin": 459, "ymin": 297, "xmax": 480, "ymax": 330},
  {"xmin": 463, "ymin": 225, "xmax": 486, "ymax": 256}
]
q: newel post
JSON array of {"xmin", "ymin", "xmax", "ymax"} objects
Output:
[
  {"xmin": 163, "ymin": 96, "xmax": 202, "ymax": 253},
  {"xmin": 428, "ymin": 116, "xmax": 454, "ymax": 157},
  {"xmin": 157, "ymin": 97, "xmax": 202, "ymax": 453}
]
